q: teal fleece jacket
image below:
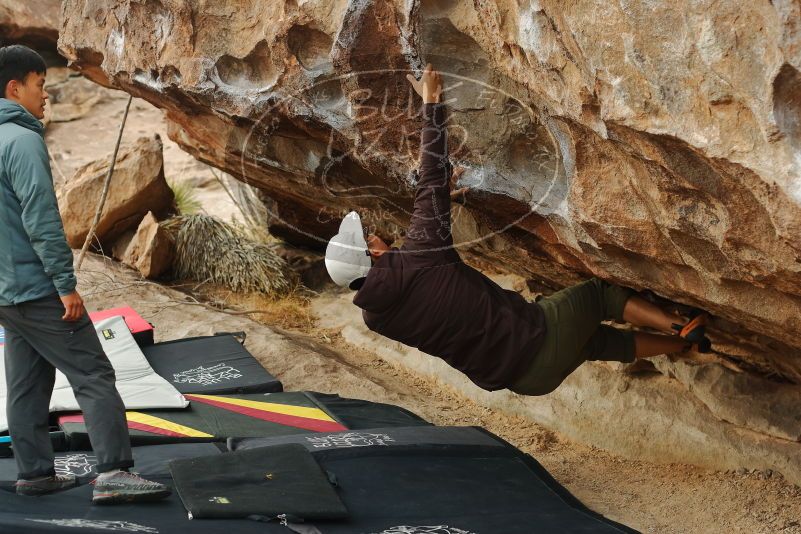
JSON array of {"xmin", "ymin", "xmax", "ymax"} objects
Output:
[{"xmin": 0, "ymin": 98, "xmax": 76, "ymax": 305}]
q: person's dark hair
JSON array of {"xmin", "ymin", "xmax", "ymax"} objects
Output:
[{"xmin": 0, "ymin": 45, "xmax": 46, "ymax": 99}]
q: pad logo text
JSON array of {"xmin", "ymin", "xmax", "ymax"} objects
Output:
[
  {"xmin": 173, "ymin": 363, "xmax": 242, "ymax": 386},
  {"xmin": 306, "ymin": 432, "xmax": 395, "ymax": 448},
  {"xmin": 26, "ymin": 519, "xmax": 158, "ymax": 533},
  {"xmin": 54, "ymin": 453, "xmax": 97, "ymax": 477}
]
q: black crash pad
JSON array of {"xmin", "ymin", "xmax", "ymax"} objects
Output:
[
  {"xmin": 231, "ymin": 426, "xmax": 638, "ymax": 534},
  {"xmin": 0, "ymin": 475, "xmax": 287, "ymax": 534},
  {"xmin": 142, "ymin": 333, "xmax": 282, "ymax": 394},
  {"xmin": 0, "ymin": 427, "xmax": 637, "ymax": 534},
  {"xmin": 170, "ymin": 444, "xmax": 348, "ymax": 521},
  {"xmin": 59, "ymin": 392, "xmax": 429, "ymax": 449}
]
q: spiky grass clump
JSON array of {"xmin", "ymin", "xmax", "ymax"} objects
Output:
[
  {"xmin": 163, "ymin": 214, "xmax": 296, "ymax": 295},
  {"xmin": 168, "ymin": 180, "xmax": 202, "ymax": 215}
]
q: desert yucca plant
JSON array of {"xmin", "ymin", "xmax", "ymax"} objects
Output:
[
  {"xmin": 210, "ymin": 169, "xmax": 274, "ymax": 243},
  {"xmin": 168, "ymin": 179, "xmax": 202, "ymax": 215},
  {"xmin": 162, "ymin": 214, "xmax": 295, "ymax": 295}
]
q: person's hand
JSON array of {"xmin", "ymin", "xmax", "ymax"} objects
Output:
[
  {"xmin": 406, "ymin": 63, "xmax": 442, "ymax": 104},
  {"xmin": 60, "ymin": 291, "xmax": 86, "ymax": 322}
]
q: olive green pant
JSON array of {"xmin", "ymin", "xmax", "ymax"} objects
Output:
[{"xmin": 509, "ymin": 278, "xmax": 636, "ymax": 396}]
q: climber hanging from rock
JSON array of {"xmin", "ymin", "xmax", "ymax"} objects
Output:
[{"xmin": 324, "ymin": 63, "xmax": 712, "ymax": 396}]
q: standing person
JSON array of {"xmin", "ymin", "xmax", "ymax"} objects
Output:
[
  {"xmin": 324, "ymin": 64, "xmax": 711, "ymax": 395},
  {"xmin": 0, "ymin": 44, "xmax": 169, "ymax": 503}
]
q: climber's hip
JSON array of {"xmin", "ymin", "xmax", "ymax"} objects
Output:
[{"xmin": 508, "ymin": 278, "xmax": 637, "ymax": 396}]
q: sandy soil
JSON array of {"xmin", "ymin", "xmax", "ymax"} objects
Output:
[{"xmin": 50, "ymin": 76, "xmax": 801, "ymax": 534}]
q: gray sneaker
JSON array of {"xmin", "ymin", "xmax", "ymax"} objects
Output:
[
  {"xmin": 92, "ymin": 471, "xmax": 171, "ymax": 505},
  {"xmin": 16, "ymin": 474, "xmax": 77, "ymax": 496}
]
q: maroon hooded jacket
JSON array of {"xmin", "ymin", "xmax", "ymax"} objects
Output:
[{"xmin": 352, "ymin": 103, "xmax": 546, "ymax": 391}]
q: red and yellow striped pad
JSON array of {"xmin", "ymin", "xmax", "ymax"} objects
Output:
[
  {"xmin": 59, "ymin": 413, "xmax": 213, "ymax": 438},
  {"xmin": 125, "ymin": 412, "xmax": 213, "ymax": 438},
  {"xmin": 186, "ymin": 394, "xmax": 348, "ymax": 432}
]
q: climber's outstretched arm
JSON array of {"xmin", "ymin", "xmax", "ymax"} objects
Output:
[{"xmin": 404, "ymin": 64, "xmax": 454, "ymax": 251}]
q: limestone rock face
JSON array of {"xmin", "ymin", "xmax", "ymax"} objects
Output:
[
  {"xmin": 56, "ymin": 0, "xmax": 801, "ymax": 470},
  {"xmin": 58, "ymin": 135, "xmax": 174, "ymax": 249},
  {"xmin": 0, "ymin": 0, "xmax": 60, "ymax": 51},
  {"xmin": 650, "ymin": 356, "xmax": 801, "ymax": 442},
  {"xmin": 44, "ymin": 68, "xmax": 108, "ymax": 123},
  {"xmin": 122, "ymin": 211, "xmax": 175, "ymax": 279}
]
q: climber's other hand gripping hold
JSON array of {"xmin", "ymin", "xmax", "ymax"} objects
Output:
[{"xmin": 406, "ymin": 63, "xmax": 443, "ymax": 104}]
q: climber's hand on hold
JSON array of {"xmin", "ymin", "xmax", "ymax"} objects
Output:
[{"xmin": 406, "ymin": 63, "xmax": 443, "ymax": 104}]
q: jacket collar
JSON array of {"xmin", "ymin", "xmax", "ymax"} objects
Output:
[{"xmin": 0, "ymin": 98, "xmax": 44, "ymax": 137}]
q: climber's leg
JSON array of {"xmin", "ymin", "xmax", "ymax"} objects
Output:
[
  {"xmin": 633, "ymin": 331, "xmax": 688, "ymax": 359},
  {"xmin": 623, "ymin": 295, "xmax": 711, "ymax": 352},
  {"xmin": 622, "ymin": 295, "xmax": 684, "ymax": 333},
  {"xmin": 581, "ymin": 325, "xmax": 636, "ymax": 363},
  {"xmin": 578, "ymin": 326, "xmax": 688, "ymax": 362},
  {"xmin": 509, "ymin": 278, "xmax": 635, "ymax": 396}
]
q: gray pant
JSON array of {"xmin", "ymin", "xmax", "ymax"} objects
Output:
[{"xmin": 0, "ymin": 293, "xmax": 132, "ymax": 479}]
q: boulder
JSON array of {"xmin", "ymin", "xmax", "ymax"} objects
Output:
[
  {"xmin": 110, "ymin": 229, "xmax": 136, "ymax": 261},
  {"xmin": 650, "ymin": 356, "xmax": 801, "ymax": 442},
  {"xmin": 56, "ymin": 1, "xmax": 801, "ymax": 373},
  {"xmin": 44, "ymin": 68, "xmax": 109, "ymax": 123},
  {"xmin": 0, "ymin": 0, "xmax": 60, "ymax": 52},
  {"xmin": 58, "ymin": 135, "xmax": 174, "ymax": 249},
  {"xmin": 122, "ymin": 212, "xmax": 175, "ymax": 279}
]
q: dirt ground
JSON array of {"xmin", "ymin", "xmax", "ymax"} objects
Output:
[{"xmin": 51, "ymin": 80, "xmax": 801, "ymax": 534}]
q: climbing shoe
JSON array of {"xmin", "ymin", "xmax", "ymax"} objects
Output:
[
  {"xmin": 16, "ymin": 474, "xmax": 77, "ymax": 496},
  {"xmin": 92, "ymin": 471, "xmax": 171, "ymax": 505},
  {"xmin": 673, "ymin": 310, "xmax": 712, "ymax": 353}
]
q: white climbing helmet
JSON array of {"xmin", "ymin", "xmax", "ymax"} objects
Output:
[{"xmin": 325, "ymin": 211, "xmax": 372, "ymax": 289}]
